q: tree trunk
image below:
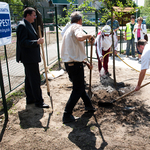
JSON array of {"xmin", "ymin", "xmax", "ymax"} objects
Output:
[{"xmin": 111, "ymin": 8, "xmax": 117, "ymax": 87}]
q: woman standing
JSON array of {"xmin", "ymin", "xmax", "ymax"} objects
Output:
[{"xmin": 133, "ymin": 17, "xmax": 147, "ymax": 62}]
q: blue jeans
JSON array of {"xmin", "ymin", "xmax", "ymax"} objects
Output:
[
  {"xmin": 126, "ymin": 38, "xmax": 135, "ymax": 56},
  {"xmin": 64, "ymin": 62, "xmax": 93, "ymax": 114},
  {"xmin": 136, "ymin": 37, "xmax": 142, "ymax": 55}
]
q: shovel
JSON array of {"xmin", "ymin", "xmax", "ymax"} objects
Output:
[
  {"xmin": 99, "ymin": 81, "xmax": 150, "ymax": 107},
  {"xmin": 88, "ymin": 42, "xmax": 93, "ymax": 98},
  {"xmin": 38, "ymin": 26, "xmax": 53, "ymax": 111}
]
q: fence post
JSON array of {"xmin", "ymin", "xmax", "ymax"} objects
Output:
[
  {"xmin": 0, "ymin": 59, "xmax": 8, "ymax": 121},
  {"xmin": 55, "ymin": 5, "xmax": 61, "ymax": 69},
  {"xmin": 95, "ymin": 11, "xmax": 98, "ymax": 36},
  {"xmin": 4, "ymin": 45, "xmax": 11, "ymax": 91},
  {"xmin": 119, "ymin": 29, "xmax": 121, "ymax": 54}
]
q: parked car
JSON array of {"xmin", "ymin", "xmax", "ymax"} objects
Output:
[
  {"xmin": 89, "ymin": 18, "xmax": 105, "ymax": 25},
  {"xmin": 89, "ymin": 18, "xmax": 99, "ymax": 23},
  {"xmin": 11, "ymin": 20, "xmax": 17, "ymax": 31}
]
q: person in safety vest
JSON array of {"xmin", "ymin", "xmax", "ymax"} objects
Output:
[
  {"xmin": 95, "ymin": 25, "xmax": 118, "ymax": 79},
  {"xmin": 125, "ymin": 15, "xmax": 137, "ymax": 58}
]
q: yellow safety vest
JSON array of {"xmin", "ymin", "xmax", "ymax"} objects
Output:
[{"xmin": 126, "ymin": 22, "xmax": 136, "ymax": 40}]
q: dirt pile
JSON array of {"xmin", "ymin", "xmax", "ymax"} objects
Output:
[{"xmin": 73, "ymin": 80, "xmax": 150, "ymax": 126}]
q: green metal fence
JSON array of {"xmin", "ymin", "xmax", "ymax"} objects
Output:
[
  {"xmin": 0, "ymin": 4, "xmax": 62, "ymax": 118},
  {"xmin": 0, "ymin": 3, "xmax": 127, "ymax": 120}
]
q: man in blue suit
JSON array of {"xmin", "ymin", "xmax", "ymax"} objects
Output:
[{"xmin": 16, "ymin": 7, "xmax": 49, "ymax": 108}]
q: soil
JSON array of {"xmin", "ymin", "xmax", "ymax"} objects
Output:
[{"xmin": 1, "ymin": 62, "xmax": 150, "ymax": 150}]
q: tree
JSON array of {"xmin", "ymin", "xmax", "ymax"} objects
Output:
[
  {"xmin": 144, "ymin": 0, "xmax": 150, "ymax": 7},
  {"xmin": 1, "ymin": 0, "xmax": 24, "ymax": 22},
  {"xmin": 141, "ymin": 0, "xmax": 150, "ymax": 28}
]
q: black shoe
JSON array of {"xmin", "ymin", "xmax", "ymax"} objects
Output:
[
  {"xmin": 85, "ymin": 106, "xmax": 97, "ymax": 112},
  {"xmin": 106, "ymin": 72, "xmax": 111, "ymax": 76},
  {"xmin": 27, "ymin": 101, "xmax": 35, "ymax": 105},
  {"xmin": 63, "ymin": 113, "xmax": 80, "ymax": 123},
  {"xmin": 35, "ymin": 102, "xmax": 49, "ymax": 108},
  {"xmin": 132, "ymin": 55, "xmax": 136, "ymax": 58}
]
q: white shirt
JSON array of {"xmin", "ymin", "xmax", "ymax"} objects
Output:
[
  {"xmin": 61, "ymin": 22, "xmax": 71, "ymax": 37},
  {"xmin": 95, "ymin": 32, "xmax": 118, "ymax": 58},
  {"xmin": 61, "ymin": 23, "xmax": 87, "ymax": 62},
  {"xmin": 141, "ymin": 43, "xmax": 150, "ymax": 70},
  {"xmin": 133, "ymin": 24, "xmax": 147, "ymax": 42}
]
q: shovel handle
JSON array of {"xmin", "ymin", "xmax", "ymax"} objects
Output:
[
  {"xmin": 114, "ymin": 82, "xmax": 150, "ymax": 102},
  {"xmin": 89, "ymin": 43, "xmax": 93, "ymax": 90},
  {"xmin": 38, "ymin": 26, "xmax": 50, "ymax": 93}
]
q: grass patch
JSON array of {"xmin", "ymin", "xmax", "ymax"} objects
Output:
[
  {"xmin": 11, "ymin": 32, "xmax": 16, "ymax": 37},
  {"xmin": 0, "ymin": 87, "xmax": 25, "ymax": 112},
  {"xmin": 120, "ymin": 50, "xmax": 126, "ymax": 54},
  {"xmin": 147, "ymin": 29, "xmax": 150, "ymax": 34},
  {"xmin": 49, "ymin": 59, "xmax": 63, "ymax": 71}
]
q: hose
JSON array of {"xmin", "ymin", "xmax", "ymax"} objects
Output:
[{"xmin": 103, "ymin": 51, "xmax": 150, "ymax": 76}]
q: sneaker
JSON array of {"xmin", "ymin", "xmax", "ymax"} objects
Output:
[
  {"xmin": 126, "ymin": 55, "xmax": 129, "ymax": 58},
  {"xmin": 132, "ymin": 55, "xmax": 136, "ymax": 58},
  {"xmin": 62, "ymin": 113, "xmax": 80, "ymax": 123},
  {"xmin": 106, "ymin": 72, "xmax": 111, "ymax": 76}
]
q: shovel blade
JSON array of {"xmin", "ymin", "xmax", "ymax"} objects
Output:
[
  {"xmin": 50, "ymin": 96, "xmax": 53, "ymax": 110},
  {"xmin": 98, "ymin": 101, "xmax": 114, "ymax": 107},
  {"xmin": 88, "ymin": 89, "xmax": 92, "ymax": 98}
]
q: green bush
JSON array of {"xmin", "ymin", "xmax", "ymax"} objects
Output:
[{"xmin": 54, "ymin": 15, "xmax": 70, "ymax": 26}]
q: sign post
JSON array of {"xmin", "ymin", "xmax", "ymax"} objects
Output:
[{"xmin": 0, "ymin": 2, "xmax": 11, "ymax": 121}]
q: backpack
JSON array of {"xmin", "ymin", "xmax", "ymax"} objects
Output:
[{"xmin": 142, "ymin": 24, "xmax": 148, "ymax": 41}]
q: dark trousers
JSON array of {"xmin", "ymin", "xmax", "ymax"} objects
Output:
[
  {"xmin": 23, "ymin": 63, "xmax": 43, "ymax": 105},
  {"xmin": 64, "ymin": 62, "xmax": 93, "ymax": 114},
  {"xmin": 126, "ymin": 38, "xmax": 135, "ymax": 56},
  {"xmin": 96, "ymin": 48, "xmax": 110, "ymax": 74}
]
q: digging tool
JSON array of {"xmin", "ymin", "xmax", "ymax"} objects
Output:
[
  {"xmin": 99, "ymin": 82, "xmax": 150, "ymax": 107},
  {"xmin": 38, "ymin": 26, "xmax": 53, "ymax": 111},
  {"xmin": 88, "ymin": 38, "xmax": 94, "ymax": 98}
]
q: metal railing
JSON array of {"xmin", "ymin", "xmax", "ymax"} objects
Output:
[{"xmin": 0, "ymin": 4, "xmax": 62, "ymax": 119}]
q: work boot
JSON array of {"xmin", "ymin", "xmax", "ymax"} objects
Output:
[{"xmin": 62, "ymin": 113, "xmax": 80, "ymax": 124}]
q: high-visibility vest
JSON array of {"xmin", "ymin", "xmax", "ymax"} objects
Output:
[{"xmin": 126, "ymin": 22, "xmax": 136, "ymax": 40}]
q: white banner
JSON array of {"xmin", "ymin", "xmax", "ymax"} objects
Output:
[{"xmin": 0, "ymin": 2, "xmax": 11, "ymax": 46}]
